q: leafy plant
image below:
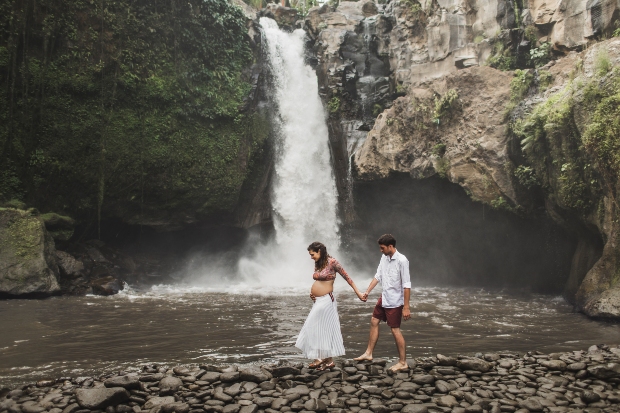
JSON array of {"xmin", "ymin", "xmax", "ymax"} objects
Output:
[
  {"xmin": 372, "ymin": 104, "xmax": 384, "ymax": 117},
  {"xmin": 328, "ymin": 96, "xmax": 341, "ymax": 113},
  {"xmin": 529, "ymin": 42, "xmax": 551, "ymax": 68},
  {"xmin": 433, "ymin": 89, "xmax": 459, "ymax": 123},
  {"xmin": 514, "ymin": 165, "xmax": 539, "ymax": 188},
  {"xmin": 594, "ymin": 49, "xmax": 612, "ymax": 77}
]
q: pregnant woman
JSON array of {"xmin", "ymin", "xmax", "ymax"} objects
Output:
[{"xmin": 295, "ymin": 241, "xmax": 366, "ymax": 370}]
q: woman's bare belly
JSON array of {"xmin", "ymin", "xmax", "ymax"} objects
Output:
[{"xmin": 311, "ymin": 280, "xmax": 334, "ymax": 297}]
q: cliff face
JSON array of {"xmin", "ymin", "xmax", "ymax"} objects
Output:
[{"xmin": 302, "ymin": 0, "xmax": 620, "ymax": 315}]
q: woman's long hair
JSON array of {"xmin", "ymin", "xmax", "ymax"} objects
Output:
[{"xmin": 308, "ymin": 241, "xmax": 330, "ymax": 271}]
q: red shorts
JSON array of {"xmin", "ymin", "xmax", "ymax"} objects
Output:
[{"xmin": 372, "ymin": 297, "xmax": 403, "ymax": 328}]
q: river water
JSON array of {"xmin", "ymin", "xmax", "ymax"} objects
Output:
[{"xmin": 2, "ymin": 285, "xmax": 620, "ymax": 388}]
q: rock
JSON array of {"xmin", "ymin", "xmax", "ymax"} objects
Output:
[
  {"xmin": 104, "ymin": 375, "xmax": 141, "ymax": 390},
  {"xmin": 140, "ymin": 373, "xmax": 164, "ymax": 382},
  {"xmin": 158, "ymin": 377, "xmax": 183, "ymax": 395},
  {"xmin": 435, "ymin": 395, "xmax": 459, "ymax": 407},
  {"xmin": 538, "ymin": 360, "xmax": 566, "ymax": 371},
  {"xmin": 587, "ymin": 363, "xmax": 620, "ymax": 379},
  {"xmin": 220, "ymin": 372, "xmax": 240, "ymax": 382},
  {"xmin": 21, "ymin": 402, "xmax": 46, "ymax": 413},
  {"xmin": 401, "ymin": 405, "xmax": 429, "ymax": 413},
  {"xmin": 201, "ymin": 372, "xmax": 221, "ymax": 382},
  {"xmin": 161, "ymin": 403, "xmax": 190, "ymax": 413},
  {"xmin": 61, "ymin": 403, "xmax": 81, "ymax": 413},
  {"xmin": 75, "ymin": 387, "xmax": 130, "ymax": 410},
  {"xmin": 239, "ymin": 367, "xmax": 272, "ymax": 383},
  {"xmin": 271, "ymin": 366, "xmax": 301, "ymax": 377},
  {"xmin": 238, "ymin": 405, "xmax": 257, "ymax": 413},
  {"xmin": 412, "ymin": 375, "xmax": 435, "ymax": 385},
  {"xmin": 91, "ymin": 276, "xmax": 124, "ymax": 296},
  {"xmin": 270, "ymin": 398, "xmax": 288, "ymax": 409},
  {"xmin": 40, "ymin": 213, "xmax": 75, "ymax": 241},
  {"xmin": 437, "ymin": 354, "xmax": 457, "ymax": 366},
  {"xmin": 568, "ymin": 362, "xmax": 587, "ymax": 371},
  {"xmin": 144, "ymin": 397, "xmax": 176, "ymax": 409},
  {"xmin": 456, "ymin": 358, "xmax": 492, "ymax": 372},
  {"xmin": 55, "ymin": 251, "xmax": 85, "ymax": 279},
  {"xmin": 0, "ymin": 209, "xmax": 60, "ymax": 296},
  {"xmin": 435, "ymin": 380, "xmax": 453, "ymax": 393},
  {"xmin": 222, "ymin": 405, "xmax": 240, "ymax": 413},
  {"xmin": 581, "ymin": 390, "xmax": 601, "ymax": 404},
  {"xmin": 303, "ymin": 398, "xmax": 326, "ymax": 411},
  {"xmin": 172, "ymin": 367, "xmax": 191, "ymax": 376},
  {"xmin": 519, "ymin": 398, "xmax": 543, "ymax": 411}
]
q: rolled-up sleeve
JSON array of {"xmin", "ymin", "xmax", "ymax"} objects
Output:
[
  {"xmin": 374, "ymin": 261, "xmax": 382, "ymax": 282},
  {"xmin": 401, "ymin": 258, "xmax": 411, "ymax": 289}
]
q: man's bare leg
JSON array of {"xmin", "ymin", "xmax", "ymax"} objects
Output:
[
  {"xmin": 354, "ymin": 317, "xmax": 381, "ymax": 361},
  {"xmin": 388, "ymin": 327, "xmax": 408, "ymax": 371}
]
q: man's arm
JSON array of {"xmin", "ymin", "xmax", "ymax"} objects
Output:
[
  {"xmin": 403, "ymin": 288, "xmax": 411, "ymax": 320},
  {"xmin": 362, "ymin": 278, "xmax": 379, "ymax": 300}
]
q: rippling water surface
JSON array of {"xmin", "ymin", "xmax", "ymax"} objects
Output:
[{"xmin": 1, "ymin": 285, "xmax": 620, "ymax": 388}]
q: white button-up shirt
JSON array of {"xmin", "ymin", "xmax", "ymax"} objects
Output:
[{"xmin": 375, "ymin": 250, "xmax": 411, "ymax": 308}]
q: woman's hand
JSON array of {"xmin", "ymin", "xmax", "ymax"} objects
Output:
[
  {"xmin": 310, "ymin": 293, "xmax": 316, "ymax": 302},
  {"xmin": 356, "ymin": 290, "xmax": 367, "ymax": 302}
]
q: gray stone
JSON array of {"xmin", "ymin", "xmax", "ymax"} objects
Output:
[
  {"xmin": 437, "ymin": 354, "xmax": 457, "ymax": 366},
  {"xmin": 224, "ymin": 383, "xmax": 242, "ymax": 397},
  {"xmin": 158, "ymin": 377, "xmax": 183, "ymax": 396},
  {"xmin": 76, "ymin": 388, "xmax": 130, "ymax": 410},
  {"xmin": 518, "ymin": 399, "xmax": 543, "ymax": 411},
  {"xmin": 303, "ymin": 398, "xmax": 327, "ymax": 411},
  {"xmin": 581, "ymin": 390, "xmax": 601, "ymax": 404},
  {"xmin": 239, "ymin": 367, "xmax": 272, "ymax": 383},
  {"xmin": 412, "ymin": 375, "xmax": 435, "ymax": 385},
  {"xmin": 220, "ymin": 372, "xmax": 240, "ymax": 383},
  {"xmin": 140, "ymin": 374, "xmax": 164, "ymax": 382},
  {"xmin": 200, "ymin": 372, "xmax": 221, "ymax": 383},
  {"xmin": 0, "ymin": 209, "xmax": 60, "ymax": 296},
  {"xmin": 587, "ymin": 363, "xmax": 620, "ymax": 379},
  {"xmin": 21, "ymin": 402, "xmax": 46, "ymax": 413},
  {"xmin": 161, "ymin": 403, "xmax": 190, "ymax": 413},
  {"xmin": 144, "ymin": 397, "xmax": 176, "ymax": 409},
  {"xmin": 567, "ymin": 362, "xmax": 587, "ymax": 371},
  {"xmin": 435, "ymin": 380, "xmax": 452, "ymax": 393},
  {"xmin": 253, "ymin": 398, "xmax": 273, "ymax": 408},
  {"xmin": 104, "ymin": 376, "xmax": 141, "ymax": 390},
  {"xmin": 55, "ymin": 251, "xmax": 84, "ymax": 278},
  {"xmin": 62, "ymin": 404, "xmax": 81, "ymax": 413},
  {"xmin": 213, "ymin": 389, "xmax": 233, "ymax": 403},
  {"xmin": 538, "ymin": 360, "xmax": 566, "ymax": 371},
  {"xmin": 222, "ymin": 405, "xmax": 240, "ymax": 413},
  {"xmin": 435, "ymin": 395, "xmax": 458, "ymax": 408},
  {"xmin": 456, "ymin": 359, "xmax": 491, "ymax": 373},
  {"xmin": 238, "ymin": 404, "xmax": 257, "ymax": 413},
  {"xmin": 401, "ymin": 405, "xmax": 429, "ymax": 413},
  {"xmin": 270, "ymin": 399, "xmax": 288, "ymax": 409},
  {"xmin": 271, "ymin": 367, "xmax": 301, "ymax": 377},
  {"xmin": 172, "ymin": 367, "xmax": 191, "ymax": 376}
]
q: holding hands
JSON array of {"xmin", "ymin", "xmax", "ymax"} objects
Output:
[{"xmin": 356, "ymin": 290, "xmax": 367, "ymax": 302}]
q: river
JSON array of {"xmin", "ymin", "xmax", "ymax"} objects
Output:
[{"xmin": 2, "ymin": 285, "xmax": 620, "ymax": 388}]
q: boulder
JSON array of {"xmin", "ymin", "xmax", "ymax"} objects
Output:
[
  {"xmin": 91, "ymin": 276, "xmax": 124, "ymax": 296},
  {"xmin": 104, "ymin": 375, "xmax": 141, "ymax": 390},
  {"xmin": 0, "ymin": 208, "xmax": 60, "ymax": 296},
  {"xmin": 158, "ymin": 376, "xmax": 183, "ymax": 395},
  {"xmin": 456, "ymin": 358, "xmax": 492, "ymax": 372},
  {"xmin": 587, "ymin": 363, "xmax": 620, "ymax": 379},
  {"xmin": 55, "ymin": 251, "xmax": 84, "ymax": 278},
  {"xmin": 239, "ymin": 366, "xmax": 272, "ymax": 383},
  {"xmin": 538, "ymin": 359, "xmax": 566, "ymax": 371},
  {"xmin": 75, "ymin": 387, "xmax": 130, "ymax": 409},
  {"xmin": 40, "ymin": 212, "xmax": 75, "ymax": 241}
]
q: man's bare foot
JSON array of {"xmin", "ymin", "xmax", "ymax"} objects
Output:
[
  {"xmin": 354, "ymin": 353, "xmax": 373, "ymax": 361},
  {"xmin": 388, "ymin": 361, "xmax": 409, "ymax": 372}
]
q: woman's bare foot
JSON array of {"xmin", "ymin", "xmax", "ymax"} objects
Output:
[
  {"xmin": 354, "ymin": 352, "xmax": 373, "ymax": 361},
  {"xmin": 309, "ymin": 359, "xmax": 323, "ymax": 368},
  {"xmin": 388, "ymin": 361, "xmax": 409, "ymax": 372}
]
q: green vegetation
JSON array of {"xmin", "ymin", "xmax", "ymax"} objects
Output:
[
  {"xmin": 511, "ymin": 70, "xmax": 534, "ymax": 102},
  {"xmin": 0, "ymin": 0, "xmax": 265, "ymax": 227},
  {"xmin": 328, "ymin": 97, "xmax": 341, "ymax": 113},
  {"xmin": 401, "ymin": 0, "xmax": 423, "ymax": 14},
  {"xmin": 487, "ymin": 42, "xmax": 516, "ymax": 71},
  {"xmin": 431, "ymin": 143, "xmax": 447, "ymax": 157},
  {"xmin": 529, "ymin": 43, "xmax": 551, "ymax": 68},
  {"xmin": 433, "ymin": 89, "xmax": 459, "ymax": 123},
  {"xmin": 538, "ymin": 70, "xmax": 553, "ymax": 91},
  {"xmin": 594, "ymin": 49, "xmax": 612, "ymax": 77},
  {"xmin": 372, "ymin": 104, "xmax": 384, "ymax": 117},
  {"xmin": 514, "ymin": 165, "xmax": 540, "ymax": 188},
  {"xmin": 490, "ymin": 196, "xmax": 513, "ymax": 211},
  {"xmin": 511, "ymin": 69, "xmax": 620, "ymax": 216},
  {"xmin": 474, "ymin": 34, "xmax": 486, "ymax": 44}
]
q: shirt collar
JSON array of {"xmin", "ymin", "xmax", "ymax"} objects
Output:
[{"xmin": 387, "ymin": 249, "xmax": 399, "ymax": 261}]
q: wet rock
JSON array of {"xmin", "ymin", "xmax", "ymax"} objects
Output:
[
  {"xmin": 270, "ymin": 366, "xmax": 300, "ymax": 377},
  {"xmin": 457, "ymin": 358, "xmax": 492, "ymax": 372},
  {"xmin": 21, "ymin": 401, "xmax": 47, "ymax": 413},
  {"xmin": 55, "ymin": 251, "xmax": 84, "ymax": 279},
  {"xmin": 240, "ymin": 367, "xmax": 272, "ymax": 383},
  {"xmin": 172, "ymin": 367, "xmax": 191, "ymax": 376},
  {"xmin": 303, "ymin": 398, "xmax": 326, "ymax": 411},
  {"xmin": 435, "ymin": 395, "xmax": 459, "ymax": 407},
  {"xmin": 437, "ymin": 354, "xmax": 457, "ymax": 366},
  {"xmin": 75, "ymin": 387, "xmax": 130, "ymax": 410},
  {"xmin": 222, "ymin": 405, "xmax": 240, "ymax": 413},
  {"xmin": 0, "ymin": 208, "xmax": 61, "ymax": 296},
  {"xmin": 161, "ymin": 402, "xmax": 190, "ymax": 413},
  {"xmin": 91, "ymin": 276, "xmax": 124, "ymax": 296},
  {"xmin": 237, "ymin": 405, "xmax": 257, "ymax": 413},
  {"xmin": 104, "ymin": 375, "xmax": 141, "ymax": 390},
  {"xmin": 158, "ymin": 377, "xmax": 183, "ymax": 396},
  {"xmin": 144, "ymin": 397, "xmax": 176, "ymax": 409},
  {"xmin": 412, "ymin": 375, "xmax": 435, "ymax": 385}
]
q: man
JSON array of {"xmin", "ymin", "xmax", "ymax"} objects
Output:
[{"xmin": 355, "ymin": 234, "xmax": 411, "ymax": 372}]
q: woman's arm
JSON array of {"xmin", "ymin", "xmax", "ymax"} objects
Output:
[{"xmin": 333, "ymin": 260, "xmax": 365, "ymax": 301}]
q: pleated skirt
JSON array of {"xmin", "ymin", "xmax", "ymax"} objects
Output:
[{"xmin": 295, "ymin": 293, "xmax": 346, "ymax": 360}]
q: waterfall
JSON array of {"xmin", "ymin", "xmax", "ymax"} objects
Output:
[{"xmin": 235, "ymin": 18, "xmax": 342, "ymax": 289}]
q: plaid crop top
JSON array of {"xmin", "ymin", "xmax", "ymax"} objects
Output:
[{"xmin": 313, "ymin": 257, "xmax": 352, "ymax": 285}]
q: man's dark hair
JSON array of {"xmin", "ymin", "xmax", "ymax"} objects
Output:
[{"xmin": 377, "ymin": 234, "xmax": 396, "ymax": 247}]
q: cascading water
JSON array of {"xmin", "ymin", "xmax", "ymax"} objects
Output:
[{"xmin": 234, "ymin": 18, "xmax": 342, "ymax": 289}]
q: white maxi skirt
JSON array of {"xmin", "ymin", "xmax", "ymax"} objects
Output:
[{"xmin": 295, "ymin": 293, "xmax": 346, "ymax": 359}]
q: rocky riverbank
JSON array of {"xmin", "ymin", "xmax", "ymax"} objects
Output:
[{"xmin": 4, "ymin": 346, "xmax": 620, "ymax": 413}]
